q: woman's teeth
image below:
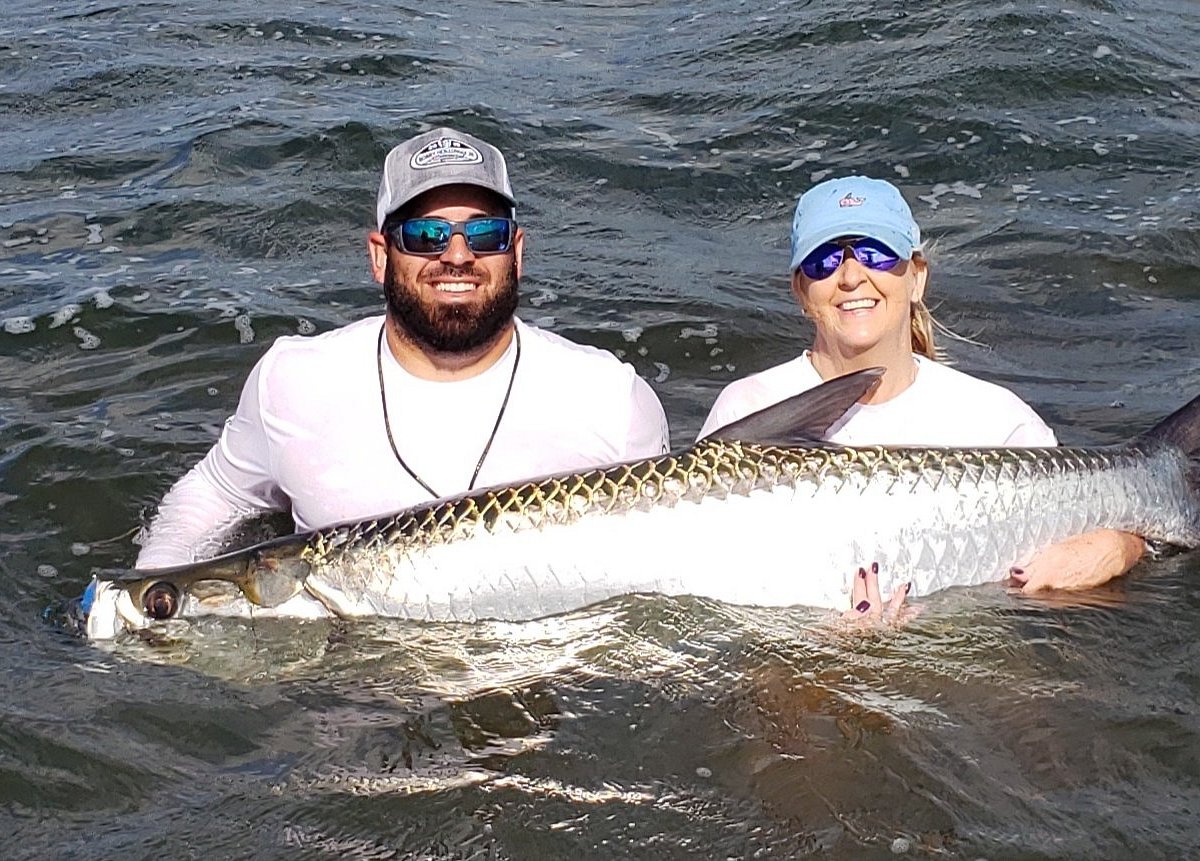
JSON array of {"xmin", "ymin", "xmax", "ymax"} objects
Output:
[{"xmin": 839, "ymin": 298, "xmax": 877, "ymax": 311}]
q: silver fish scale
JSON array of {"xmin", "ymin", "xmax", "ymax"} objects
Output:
[{"xmin": 297, "ymin": 440, "xmax": 1199, "ymax": 618}]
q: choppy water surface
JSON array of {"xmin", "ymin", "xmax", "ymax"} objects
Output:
[{"xmin": 2, "ymin": 1, "xmax": 1199, "ymax": 857}]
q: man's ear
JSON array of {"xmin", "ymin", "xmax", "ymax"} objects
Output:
[
  {"xmin": 513, "ymin": 227, "xmax": 525, "ymax": 280},
  {"xmin": 368, "ymin": 232, "xmax": 389, "ymax": 284}
]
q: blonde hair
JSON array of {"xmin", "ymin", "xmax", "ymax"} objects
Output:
[
  {"xmin": 909, "ymin": 249, "xmax": 940, "ymax": 360},
  {"xmin": 910, "ymin": 297, "xmax": 938, "ymax": 359}
]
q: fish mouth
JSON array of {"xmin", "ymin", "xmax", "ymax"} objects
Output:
[{"xmin": 71, "ymin": 576, "xmax": 146, "ymax": 640}]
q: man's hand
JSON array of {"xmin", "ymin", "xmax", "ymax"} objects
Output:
[{"xmin": 1007, "ymin": 529, "xmax": 1145, "ymax": 593}]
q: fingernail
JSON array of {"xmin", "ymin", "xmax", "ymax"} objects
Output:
[
  {"xmin": 856, "ymin": 600, "xmax": 871, "ymax": 613},
  {"xmin": 858, "ymin": 567, "xmax": 867, "ymax": 580},
  {"xmin": 1010, "ymin": 567, "xmax": 1024, "ymax": 576},
  {"xmin": 871, "ymin": 561, "xmax": 879, "ymax": 575},
  {"xmin": 904, "ymin": 581, "xmax": 912, "ymax": 594}
]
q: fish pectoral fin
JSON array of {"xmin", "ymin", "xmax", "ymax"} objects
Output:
[
  {"xmin": 238, "ymin": 554, "xmax": 310, "ymax": 608},
  {"xmin": 703, "ymin": 367, "xmax": 884, "ymax": 445}
]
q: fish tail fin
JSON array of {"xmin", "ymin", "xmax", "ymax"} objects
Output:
[
  {"xmin": 1141, "ymin": 392, "xmax": 1200, "ymax": 494},
  {"xmin": 1142, "ymin": 392, "xmax": 1200, "ymax": 456}
]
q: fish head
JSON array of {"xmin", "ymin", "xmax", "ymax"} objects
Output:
[{"xmin": 79, "ymin": 540, "xmax": 314, "ymax": 639}]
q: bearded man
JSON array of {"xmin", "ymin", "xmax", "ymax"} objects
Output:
[{"xmin": 136, "ymin": 128, "xmax": 668, "ymax": 568}]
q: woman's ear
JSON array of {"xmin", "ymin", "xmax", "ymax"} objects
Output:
[
  {"xmin": 790, "ymin": 269, "xmax": 804, "ymax": 301},
  {"xmin": 910, "ymin": 254, "xmax": 929, "ymax": 304},
  {"xmin": 790, "ymin": 270, "xmax": 812, "ymax": 317}
]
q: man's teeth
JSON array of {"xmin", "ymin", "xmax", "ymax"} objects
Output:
[
  {"xmin": 434, "ymin": 282, "xmax": 474, "ymax": 293},
  {"xmin": 839, "ymin": 299, "xmax": 877, "ymax": 311}
]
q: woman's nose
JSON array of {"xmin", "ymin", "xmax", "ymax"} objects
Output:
[{"xmin": 836, "ymin": 253, "xmax": 869, "ymax": 288}]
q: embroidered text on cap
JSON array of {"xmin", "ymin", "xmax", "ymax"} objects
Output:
[
  {"xmin": 410, "ymin": 137, "xmax": 484, "ymax": 170},
  {"xmin": 839, "ymin": 193, "xmax": 865, "ymax": 207}
]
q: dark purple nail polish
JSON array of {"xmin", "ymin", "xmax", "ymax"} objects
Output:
[
  {"xmin": 871, "ymin": 561, "xmax": 879, "ymax": 575},
  {"xmin": 1010, "ymin": 567, "xmax": 1024, "ymax": 577},
  {"xmin": 904, "ymin": 581, "xmax": 912, "ymax": 594},
  {"xmin": 858, "ymin": 567, "xmax": 867, "ymax": 580},
  {"xmin": 856, "ymin": 600, "xmax": 870, "ymax": 613}
]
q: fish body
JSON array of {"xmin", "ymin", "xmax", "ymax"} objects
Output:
[
  {"xmin": 82, "ymin": 371, "xmax": 1200, "ymax": 639},
  {"xmin": 300, "ymin": 440, "xmax": 1198, "ymax": 617}
]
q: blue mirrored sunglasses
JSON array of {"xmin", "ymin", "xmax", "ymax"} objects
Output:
[
  {"xmin": 798, "ymin": 237, "xmax": 903, "ymax": 280},
  {"xmin": 388, "ymin": 217, "xmax": 515, "ymax": 256}
]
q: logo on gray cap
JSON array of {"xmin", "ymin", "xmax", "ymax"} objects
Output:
[
  {"xmin": 376, "ymin": 127, "xmax": 516, "ymax": 229},
  {"xmin": 410, "ymin": 137, "xmax": 484, "ymax": 170}
]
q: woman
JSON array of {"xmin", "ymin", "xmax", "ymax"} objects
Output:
[{"xmin": 699, "ymin": 176, "xmax": 1144, "ymax": 616}]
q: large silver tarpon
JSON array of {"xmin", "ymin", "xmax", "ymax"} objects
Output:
[{"xmin": 80, "ymin": 370, "xmax": 1200, "ymax": 639}]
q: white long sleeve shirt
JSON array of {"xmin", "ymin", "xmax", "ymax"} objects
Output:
[
  {"xmin": 136, "ymin": 315, "xmax": 669, "ymax": 568},
  {"xmin": 698, "ymin": 352, "xmax": 1057, "ymax": 446}
]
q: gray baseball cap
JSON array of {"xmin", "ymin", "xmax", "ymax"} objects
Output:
[{"xmin": 375, "ymin": 127, "xmax": 516, "ymax": 229}]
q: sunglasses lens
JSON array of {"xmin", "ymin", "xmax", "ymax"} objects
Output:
[
  {"xmin": 799, "ymin": 243, "xmax": 846, "ymax": 280},
  {"xmin": 399, "ymin": 219, "xmax": 452, "ymax": 254},
  {"xmin": 798, "ymin": 238, "xmax": 903, "ymax": 279},
  {"xmin": 463, "ymin": 217, "xmax": 512, "ymax": 253},
  {"xmin": 851, "ymin": 238, "xmax": 901, "ymax": 271},
  {"xmin": 396, "ymin": 218, "xmax": 513, "ymax": 255}
]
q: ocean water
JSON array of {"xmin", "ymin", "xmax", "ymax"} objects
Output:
[{"xmin": 2, "ymin": 1, "xmax": 1199, "ymax": 858}]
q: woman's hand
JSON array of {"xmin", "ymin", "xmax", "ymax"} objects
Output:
[
  {"xmin": 841, "ymin": 561, "xmax": 913, "ymax": 625},
  {"xmin": 1007, "ymin": 529, "xmax": 1145, "ymax": 593}
]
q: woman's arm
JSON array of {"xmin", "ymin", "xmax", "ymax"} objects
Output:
[{"xmin": 1008, "ymin": 530, "xmax": 1146, "ymax": 592}]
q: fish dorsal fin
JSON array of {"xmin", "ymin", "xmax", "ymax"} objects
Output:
[{"xmin": 702, "ymin": 367, "xmax": 884, "ymax": 446}]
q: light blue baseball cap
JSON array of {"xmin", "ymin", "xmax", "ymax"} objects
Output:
[{"xmin": 789, "ymin": 176, "xmax": 921, "ymax": 272}]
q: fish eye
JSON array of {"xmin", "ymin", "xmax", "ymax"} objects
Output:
[{"xmin": 141, "ymin": 582, "xmax": 180, "ymax": 620}]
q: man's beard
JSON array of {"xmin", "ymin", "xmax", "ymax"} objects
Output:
[{"xmin": 384, "ymin": 258, "xmax": 519, "ymax": 354}]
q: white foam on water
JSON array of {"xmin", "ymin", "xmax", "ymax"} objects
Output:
[
  {"xmin": 679, "ymin": 323, "xmax": 718, "ymax": 340},
  {"xmin": 73, "ymin": 326, "xmax": 100, "ymax": 350},
  {"xmin": 234, "ymin": 314, "xmax": 255, "ymax": 344},
  {"xmin": 49, "ymin": 304, "xmax": 82, "ymax": 328},
  {"xmin": 3, "ymin": 317, "xmax": 35, "ymax": 334}
]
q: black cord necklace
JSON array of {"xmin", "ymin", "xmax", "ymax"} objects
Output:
[{"xmin": 376, "ymin": 322, "xmax": 521, "ymax": 499}]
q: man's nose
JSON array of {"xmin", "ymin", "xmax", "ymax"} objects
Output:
[{"xmin": 439, "ymin": 232, "xmax": 476, "ymax": 265}]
